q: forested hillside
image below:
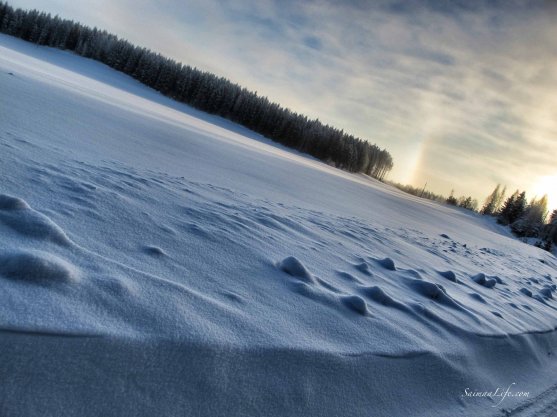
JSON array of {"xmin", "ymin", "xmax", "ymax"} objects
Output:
[{"xmin": 0, "ymin": 1, "xmax": 393, "ymax": 179}]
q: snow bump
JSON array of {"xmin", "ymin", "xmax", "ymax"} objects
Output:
[
  {"xmin": 354, "ymin": 262, "xmax": 373, "ymax": 276},
  {"xmin": 277, "ymin": 256, "xmax": 315, "ymax": 284},
  {"xmin": 539, "ymin": 287, "xmax": 553, "ymax": 300},
  {"xmin": 520, "ymin": 288, "xmax": 533, "ymax": 297},
  {"xmin": 471, "ymin": 273, "xmax": 496, "ymax": 289},
  {"xmin": 407, "ymin": 279, "xmax": 465, "ymax": 310},
  {"xmin": 0, "ymin": 194, "xmax": 30, "ymax": 210},
  {"xmin": 143, "ymin": 245, "xmax": 167, "ymax": 257},
  {"xmin": 376, "ymin": 257, "xmax": 396, "ymax": 271},
  {"xmin": 0, "ymin": 194, "xmax": 72, "ymax": 246},
  {"xmin": 340, "ymin": 295, "xmax": 368, "ymax": 315},
  {"xmin": 0, "ymin": 250, "xmax": 79, "ymax": 284},
  {"xmin": 438, "ymin": 270, "xmax": 457, "ymax": 283},
  {"xmin": 469, "ymin": 293, "xmax": 487, "ymax": 304}
]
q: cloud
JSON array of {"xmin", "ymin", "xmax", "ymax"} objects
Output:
[{"xmin": 9, "ymin": 0, "xmax": 557, "ymax": 207}]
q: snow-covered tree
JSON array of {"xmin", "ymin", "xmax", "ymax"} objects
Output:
[{"xmin": 511, "ymin": 195, "xmax": 548, "ymax": 238}]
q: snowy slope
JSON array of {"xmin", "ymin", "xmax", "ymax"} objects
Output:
[{"xmin": 1, "ymin": 33, "xmax": 557, "ymax": 417}]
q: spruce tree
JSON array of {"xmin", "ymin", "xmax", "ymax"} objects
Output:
[
  {"xmin": 511, "ymin": 195, "xmax": 548, "ymax": 238},
  {"xmin": 550, "ymin": 209, "xmax": 557, "ymax": 244},
  {"xmin": 497, "ymin": 190, "xmax": 518, "ymax": 225},
  {"xmin": 446, "ymin": 190, "xmax": 457, "ymax": 206},
  {"xmin": 458, "ymin": 196, "xmax": 476, "ymax": 211},
  {"xmin": 481, "ymin": 184, "xmax": 502, "ymax": 215},
  {"xmin": 509, "ymin": 191, "xmax": 527, "ymax": 225}
]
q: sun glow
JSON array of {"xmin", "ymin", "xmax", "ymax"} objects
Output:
[{"xmin": 531, "ymin": 175, "xmax": 557, "ymax": 213}]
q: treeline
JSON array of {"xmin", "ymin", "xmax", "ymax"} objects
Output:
[
  {"xmin": 444, "ymin": 190, "xmax": 478, "ymax": 211},
  {"xmin": 389, "ymin": 182, "xmax": 479, "ymax": 212},
  {"xmin": 445, "ymin": 184, "xmax": 555, "ymax": 251},
  {"xmin": 393, "ymin": 179, "xmax": 555, "ymax": 251},
  {"xmin": 389, "ymin": 182, "xmax": 446, "ymax": 203},
  {"xmin": 480, "ymin": 185, "xmax": 556, "ymax": 251},
  {"xmin": 0, "ymin": 2, "xmax": 393, "ymax": 179}
]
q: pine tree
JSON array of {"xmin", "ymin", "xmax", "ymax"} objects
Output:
[
  {"xmin": 458, "ymin": 196, "xmax": 476, "ymax": 211},
  {"xmin": 550, "ymin": 209, "xmax": 557, "ymax": 245},
  {"xmin": 509, "ymin": 191, "xmax": 527, "ymax": 225},
  {"xmin": 446, "ymin": 190, "xmax": 457, "ymax": 206},
  {"xmin": 537, "ymin": 209, "xmax": 557, "ymax": 251},
  {"xmin": 511, "ymin": 195, "xmax": 548, "ymax": 238},
  {"xmin": 481, "ymin": 184, "xmax": 502, "ymax": 215},
  {"xmin": 497, "ymin": 190, "xmax": 518, "ymax": 225}
]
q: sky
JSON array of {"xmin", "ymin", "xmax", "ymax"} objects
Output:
[{"xmin": 8, "ymin": 0, "xmax": 557, "ymax": 211}]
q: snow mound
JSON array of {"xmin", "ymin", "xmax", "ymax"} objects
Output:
[
  {"xmin": 437, "ymin": 270, "xmax": 457, "ymax": 282},
  {"xmin": 340, "ymin": 295, "xmax": 368, "ymax": 315},
  {"xmin": 493, "ymin": 275, "xmax": 504, "ymax": 285},
  {"xmin": 0, "ymin": 194, "xmax": 30, "ymax": 210},
  {"xmin": 0, "ymin": 194, "xmax": 72, "ymax": 246},
  {"xmin": 0, "ymin": 250, "xmax": 79, "ymax": 284},
  {"xmin": 143, "ymin": 245, "xmax": 166, "ymax": 257},
  {"xmin": 406, "ymin": 279, "xmax": 464, "ymax": 310},
  {"xmin": 375, "ymin": 257, "xmax": 396, "ymax": 271},
  {"xmin": 540, "ymin": 287, "xmax": 553, "ymax": 300},
  {"xmin": 354, "ymin": 262, "xmax": 373, "ymax": 276},
  {"xmin": 469, "ymin": 293, "xmax": 487, "ymax": 303},
  {"xmin": 277, "ymin": 256, "xmax": 315, "ymax": 283},
  {"xmin": 520, "ymin": 287, "xmax": 533, "ymax": 297},
  {"xmin": 471, "ymin": 273, "xmax": 497, "ymax": 288}
]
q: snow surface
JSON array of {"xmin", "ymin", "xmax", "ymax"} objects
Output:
[{"xmin": 1, "ymin": 33, "xmax": 557, "ymax": 417}]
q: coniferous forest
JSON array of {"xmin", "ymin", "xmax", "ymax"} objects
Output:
[
  {"xmin": 0, "ymin": 1, "xmax": 394, "ymax": 179},
  {"xmin": 389, "ymin": 180, "xmax": 556, "ymax": 252}
]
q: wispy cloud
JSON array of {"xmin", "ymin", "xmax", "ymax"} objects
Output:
[{"xmin": 10, "ymin": 0, "xmax": 557, "ymax": 207}]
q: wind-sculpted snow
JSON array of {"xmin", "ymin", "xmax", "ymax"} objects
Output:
[
  {"xmin": 375, "ymin": 257, "xmax": 397, "ymax": 271},
  {"xmin": 437, "ymin": 269, "xmax": 458, "ymax": 282},
  {"xmin": 354, "ymin": 261, "xmax": 373, "ymax": 276},
  {"xmin": 278, "ymin": 256, "xmax": 315, "ymax": 283},
  {"xmin": 0, "ymin": 194, "xmax": 72, "ymax": 246},
  {"xmin": 0, "ymin": 249, "xmax": 78, "ymax": 284},
  {"xmin": 359, "ymin": 286, "xmax": 409, "ymax": 311},
  {"xmin": 340, "ymin": 294, "xmax": 369, "ymax": 315},
  {"xmin": 1, "ymin": 34, "xmax": 557, "ymax": 416},
  {"xmin": 0, "ymin": 194, "xmax": 30, "ymax": 210},
  {"xmin": 472, "ymin": 272, "xmax": 498, "ymax": 288}
]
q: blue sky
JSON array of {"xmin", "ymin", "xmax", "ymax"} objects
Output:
[{"xmin": 9, "ymin": 0, "xmax": 557, "ymax": 209}]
